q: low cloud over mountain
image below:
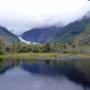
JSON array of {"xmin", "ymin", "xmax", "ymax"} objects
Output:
[{"xmin": 0, "ymin": 0, "xmax": 90, "ymax": 35}]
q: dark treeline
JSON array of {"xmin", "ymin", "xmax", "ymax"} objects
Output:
[{"xmin": 0, "ymin": 39, "xmax": 90, "ymax": 55}]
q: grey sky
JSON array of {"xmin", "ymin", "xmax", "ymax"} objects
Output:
[{"xmin": 0, "ymin": 0, "xmax": 90, "ymax": 35}]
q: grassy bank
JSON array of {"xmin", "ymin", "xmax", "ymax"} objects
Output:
[
  {"xmin": 0, "ymin": 53, "xmax": 90, "ymax": 60},
  {"xmin": 0, "ymin": 53, "xmax": 67, "ymax": 60}
]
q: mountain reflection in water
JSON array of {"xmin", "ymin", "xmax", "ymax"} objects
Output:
[{"xmin": 0, "ymin": 63, "xmax": 89, "ymax": 90}]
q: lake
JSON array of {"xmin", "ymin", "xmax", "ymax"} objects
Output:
[{"xmin": 0, "ymin": 58, "xmax": 90, "ymax": 90}]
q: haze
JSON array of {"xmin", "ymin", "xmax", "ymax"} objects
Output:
[{"xmin": 0, "ymin": 0, "xmax": 90, "ymax": 35}]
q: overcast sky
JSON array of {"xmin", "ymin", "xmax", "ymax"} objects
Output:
[{"xmin": 0, "ymin": 0, "xmax": 90, "ymax": 35}]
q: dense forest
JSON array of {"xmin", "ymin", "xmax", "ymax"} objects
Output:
[{"xmin": 0, "ymin": 38, "xmax": 90, "ymax": 55}]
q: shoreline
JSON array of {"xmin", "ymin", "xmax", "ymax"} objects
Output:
[{"xmin": 0, "ymin": 53, "xmax": 90, "ymax": 60}]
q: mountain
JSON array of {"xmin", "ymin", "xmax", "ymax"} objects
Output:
[
  {"xmin": 21, "ymin": 26, "xmax": 61, "ymax": 43},
  {"xmin": 53, "ymin": 17, "xmax": 90, "ymax": 44},
  {"xmin": 0, "ymin": 26, "xmax": 19, "ymax": 43},
  {"xmin": 21, "ymin": 16, "xmax": 90, "ymax": 44},
  {"xmin": 74, "ymin": 18, "xmax": 90, "ymax": 45}
]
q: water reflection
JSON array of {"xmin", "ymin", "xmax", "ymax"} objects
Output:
[
  {"xmin": 22, "ymin": 63, "xmax": 90, "ymax": 88},
  {"xmin": 0, "ymin": 66, "xmax": 87, "ymax": 90},
  {"xmin": 0, "ymin": 58, "xmax": 90, "ymax": 90}
]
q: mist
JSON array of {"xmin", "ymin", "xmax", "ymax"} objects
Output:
[
  {"xmin": 0, "ymin": 0, "xmax": 90, "ymax": 35},
  {"xmin": 0, "ymin": 67, "xmax": 89, "ymax": 90}
]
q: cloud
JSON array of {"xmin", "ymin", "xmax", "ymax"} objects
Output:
[{"xmin": 0, "ymin": 0, "xmax": 90, "ymax": 35}]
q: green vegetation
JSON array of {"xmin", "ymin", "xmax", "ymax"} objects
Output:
[
  {"xmin": 0, "ymin": 38, "xmax": 90, "ymax": 59},
  {"xmin": 0, "ymin": 53, "xmax": 90, "ymax": 60},
  {"xmin": 0, "ymin": 53, "xmax": 68, "ymax": 60}
]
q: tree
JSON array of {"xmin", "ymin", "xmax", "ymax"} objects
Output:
[
  {"xmin": 44, "ymin": 43, "xmax": 51, "ymax": 52},
  {"xmin": 11, "ymin": 41, "xmax": 24, "ymax": 53},
  {"xmin": 0, "ymin": 39, "xmax": 5, "ymax": 55}
]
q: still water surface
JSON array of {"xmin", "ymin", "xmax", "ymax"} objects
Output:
[{"xmin": 0, "ymin": 63, "xmax": 89, "ymax": 90}]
